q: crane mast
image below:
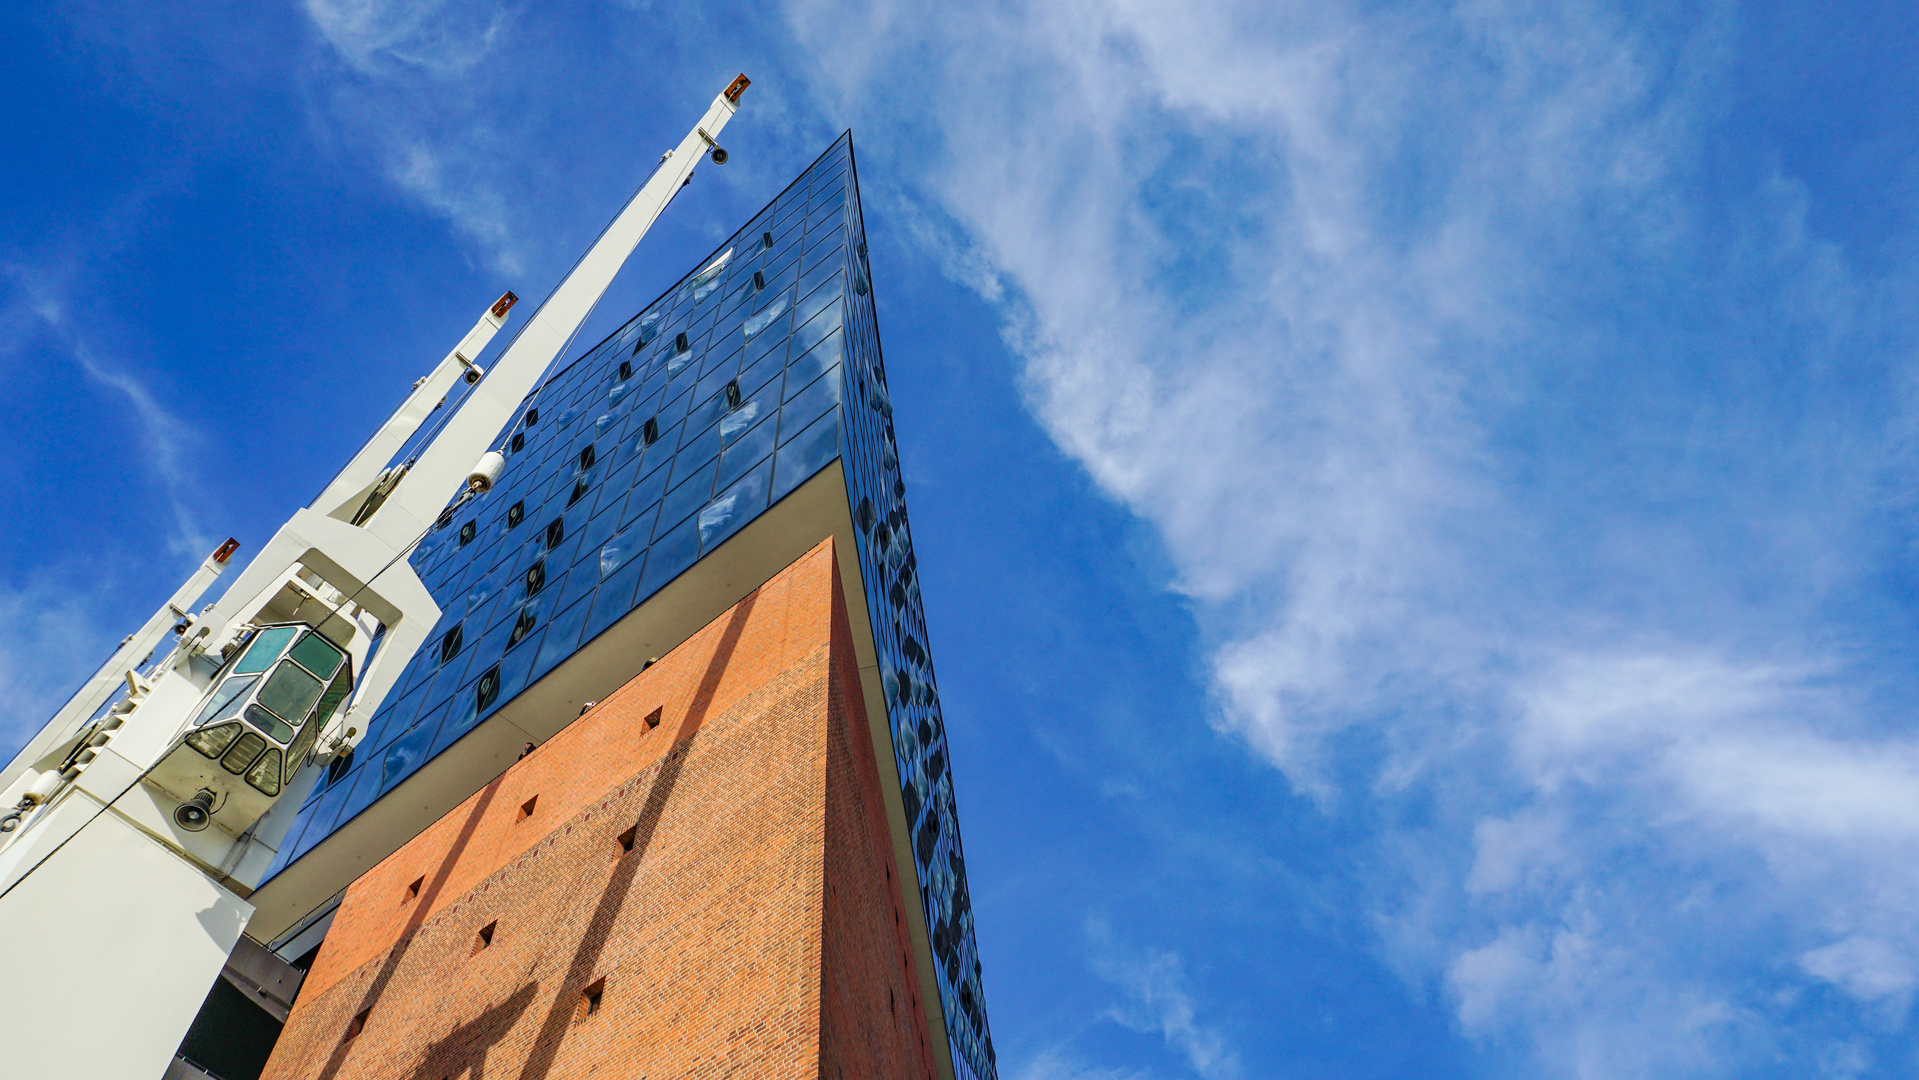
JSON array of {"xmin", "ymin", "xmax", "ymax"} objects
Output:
[{"xmin": 0, "ymin": 75, "xmax": 750, "ymax": 1080}]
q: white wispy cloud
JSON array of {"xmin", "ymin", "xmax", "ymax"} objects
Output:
[
  {"xmin": 4, "ymin": 263, "xmax": 211, "ymax": 560},
  {"xmin": 302, "ymin": 0, "xmax": 522, "ymax": 273},
  {"xmin": 779, "ymin": 0, "xmax": 1919, "ymax": 1074},
  {"xmin": 1089, "ymin": 920, "xmax": 1240, "ymax": 1080},
  {"xmin": 1016, "ymin": 1047, "xmax": 1153, "ymax": 1080}
]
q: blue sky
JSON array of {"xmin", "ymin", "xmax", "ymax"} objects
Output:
[{"xmin": 7, "ymin": 1, "xmax": 1919, "ymax": 1077}]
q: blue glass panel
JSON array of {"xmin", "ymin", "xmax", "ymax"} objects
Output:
[
  {"xmin": 290, "ymin": 773, "xmax": 354, "ymax": 857},
  {"xmin": 802, "ymin": 238, "xmax": 848, "ymax": 272},
  {"xmin": 554, "ymin": 559, "xmax": 599, "ymax": 611},
  {"xmin": 620, "ymin": 499, "xmax": 660, "ymax": 545},
  {"xmin": 581, "ymin": 551, "xmax": 646, "ymax": 643},
  {"xmin": 787, "ymin": 330, "xmax": 843, "ymax": 389},
  {"xmin": 791, "ymin": 302, "xmax": 844, "ymax": 358},
  {"xmin": 599, "ymin": 520, "xmax": 647, "ymax": 578},
  {"xmin": 495, "ymin": 630, "xmax": 542, "ymax": 702},
  {"xmin": 782, "ymin": 366, "xmax": 843, "ymax": 436},
  {"xmin": 528, "ymin": 598, "xmax": 592, "ymax": 685},
  {"xmin": 658, "ymin": 459, "xmax": 717, "ymax": 535},
  {"xmin": 797, "ymin": 254, "xmax": 841, "ymax": 300},
  {"xmin": 716, "ymin": 419, "xmax": 775, "ymax": 492},
  {"xmin": 638, "ymin": 515, "xmax": 699, "ymax": 601},
  {"xmin": 625, "ymin": 458, "xmax": 671, "ymax": 521},
  {"xmin": 429, "ymin": 680, "xmax": 482, "ymax": 758},
  {"xmin": 334, "ymin": 761, "xmax": 385, "ymax": 830},
  {"xmin": 267, "ymin": 804, "xmax": 316, "ymax": 876},
  {"xmin": 699, "ymin": 460, "xmax": 771, "ymax": 552},
  {"xmin": 795, "ymin": 275, "xmax": 842, "ymax": 329},
  {"xmin": 693, "ymin": 364, "xmax": 734, "ymax": 405},
  {"xmin": 742, "ymin": 294, "xmax": 789, "ymax": 341},
  {"xmin": 773, "ymin": 411, "xmax": 841, "ymax": 502},
  {"xmin": 720, "ymin": 389, "xmax": 773, "ymax": 443},
  {"xmin": 574, "ymin": 503, "xmax": 622, "ymax": 567},
  {"xmin": 683, "ymin": 393, "xmax": 728, "ymax": 439},
  {"xmin": 737, "ymin": 346, "xmax": 786, "ymax": 400},
  {"xmin": 364, "ymin": 685, "xmax": 425, "ymax": 756},
  {"xmin": 380, "ymin": 714, "xmax": 440, "ymax": 791}
]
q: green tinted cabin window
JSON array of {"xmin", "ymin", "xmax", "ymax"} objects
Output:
[
  {"xmin": 246, "ymin": 748, "xmax": 283, "ymax": 796},
  {"xmin": 283, "ymin": 703, "xmax": 323, "ymax": 784},
  {"xmin": 231, "ymin": 627, "xmax": 298, "ymax": 674},
  {"xmin": 244, "ymin": 703, "xmax": 295, "ymax": 744},
  {"xmin": 185, "ymin": 722, "xmax": 242, "ymax": 759},
  {"xmin": 313, "ymin": 669, "xmax": 353, "ymax": 729},
  {"xmin": 257, "ymin": 661, "xmax": 322, "ymax": 735},
  {"xmin": 189, "ymin": 674, "xmax": 259, "ymax": 729},
  {"xmin": 222, "ymin": 730, "xmax": 268, "ymax": 774},
  {"xmin": 289, "ymin": 633, "xmax": 345, "ymax": 680}
]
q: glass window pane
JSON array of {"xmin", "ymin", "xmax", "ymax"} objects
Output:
[
  {"xmin": 289, "ymin": 632, "xmax": 345, "ymax": 680},
  {"xmin": 786, "ymin": 330, "xmax": 843, "ymax": 390},
  {"xmin": 232, "ymin": 626, "xmax": 298, "ymax": 674},
  {"xmin": 528, "ymin": 599, "xmax": 592, "ymax": 686},
  {"xmin": 773, "ymin": 412, "xmax": 841, "ymax": 502},
  {"xmin": 638, "ymin": 514, "xmax": 700, "ymax": 601},
  {"xmin": 258, "ymin": 661, "xmax": 323, "ymax": 729},
  {"xmin": 716, "ymin": 419, "xmax": 776, "ymax": 493},
  {"xmin": 582, "ymin": 553, "xmax": 646, "ymax": 644},
  {"xmin": 189, "ymin": 673, "xmax": 260, "ymax": 729},
  {"xmin": 699, "ymin": 460, "xmax": 772, "ymax": 553},
  {"xmin": 781, "ymin": 366, "xmax": 843, "ymax": 436},
  {"xmin": 659, "ymin": 459, "xmax": 717, "ymax": 536}
]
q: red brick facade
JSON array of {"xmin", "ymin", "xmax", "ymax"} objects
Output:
[{"xmin": 261, "ymin": 539, "xmax": 935, "ymax": 1080}]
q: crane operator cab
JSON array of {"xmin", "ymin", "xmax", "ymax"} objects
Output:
[{"xmin": 150, "ymin": 623, "xmax": 353, "ymax": 835}]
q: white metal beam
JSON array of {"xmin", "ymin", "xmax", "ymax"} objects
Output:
[{"xmin": 363, "ymin": 78, "xmax": 750, "ymax": 552}]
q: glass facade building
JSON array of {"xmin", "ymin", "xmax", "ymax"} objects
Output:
[{"xmin": 265, "ymin": 135, "xmax": 996, "ymax": 1080}]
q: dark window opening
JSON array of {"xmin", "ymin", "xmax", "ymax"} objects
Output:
[
  {"xmin": 545, "ymin": 518, "xmax": 565, "ymax": 549},
  {"xmin": 404, "ymin": 876, "xmax": 423, "ymax": 902},
  {"xmin": 510, "ymin": 431, "xmax": 526, "ymax": 453},
  {"xmin": 475, "ymin": 920, "xmax": 496, "ymax": 951},
  {"xmin": 725, "ymin": 380, "xmax": 742, "ymax": 409},
  {"xmin": 578, "ymin": 445, "xmax": 596, "ymax": 471},
  {"xmin": 619, "ymin": 360, "xmax": 633, "ymax": 381},
  {"xmin": 579, "ymin": 978, "xmax": 606, "ymax": 1019},
  {"xmin": 642, "ymin": 417, "xmax": 660, "ymax": 446},
  {"xmin": 524, "ymin": 560, "xmax": 546, "ymax": 597},
  {"xmin": 632, "ymin": 337, "xmax": 646, "ymax": 356},
  {"xmin": 617, "ymin": 825, "xmax": 636, "ymax": 853},
  {"xmin": 570, "ymin": 478, "xmax": 591, "ymax": 506},
  {"xmin": 326, "ymin": 749, "xmax": 354, "ymax": 787},
  {"xmin": 762, "ymin": 231, "xmax": 774, "ymax": 249},
  {"xmin": 517, "ymin": 795, "xmax": 538, "ymax": 822},
  {"xmin": 458, "ymin": 520, "xmax": 477, "ymax": 546},
  {"xmin": 344, "ymin": 1009, "xmax": 369, "ymax": 1041},
  {"xmin": 524, "ymin": 408, "xmax": 539, "ymax": 427},
  {"xmin": 509, "ymin": 609, "xmax": 537, "ymax": 650},
  {"xmin": 475, "ymin": 666, "xmax": 500, "ymax": 712},
  {"xmin": 674, "ymin": 331, "xmax": 689, "ymax": 352},
  {"xmin": 753, "ymin": 270, "xmax": 767, "ymax": 290},
  {"xmin": 439, "ymin": 624, "xmax": 464, "ymax": 665},
  {"xmin": 856, "ymin": 496, "xmax": 875, "ymax": 532},
  {"xmin": 506, "ymin": 501, "xmax": 524, "ymax": 528},
  {"xmin": 644, "ymin": 707, "xmax": 662, "ymax": 729}
]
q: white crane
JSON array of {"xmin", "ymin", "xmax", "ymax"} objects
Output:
[{"xmin": 0, "ymin": 74, "xmax": 750, "ymax": 1080}]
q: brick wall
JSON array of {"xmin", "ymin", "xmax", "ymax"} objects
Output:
[
  {"xmin": 821, "ymin": 554, "xmax": 940, "ymax": 1080},
  {"xmin": 260, "ymin": 538, "xmax": 934, "ymax": 1080}
]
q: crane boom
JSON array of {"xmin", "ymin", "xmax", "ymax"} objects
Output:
[{"xmin": 361, "ymin": 78, "xmax": 751, "ymax": 551}]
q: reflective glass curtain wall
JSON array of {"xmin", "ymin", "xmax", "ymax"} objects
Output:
[{"xmin": 266, "ymin": 134, "xmax": 997, "ymax": 1080}]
